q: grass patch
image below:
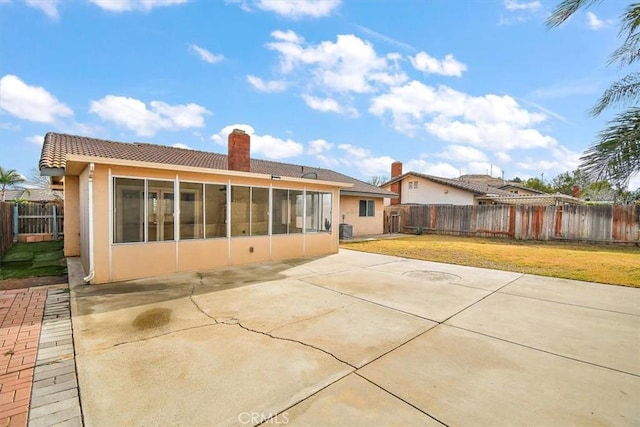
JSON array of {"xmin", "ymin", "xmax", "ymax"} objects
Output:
[
  {"xmin": 341, "ymin": 235, "xmax": 640, "ymax": 287},
  {"xmin": 0, "ymin": 241, "xmax": 66, "ymax": 280}
]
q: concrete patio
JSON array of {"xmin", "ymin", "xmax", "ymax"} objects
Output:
[{"xmin": 68, "ymin": 249, "xmax": 640, "ymax": 426}]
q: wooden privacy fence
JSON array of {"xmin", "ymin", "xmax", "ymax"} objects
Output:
[
  {"xmin": 385, "ymin": 204, "xmax": 640, "ymax": 243},
  {"xmin": 0, "ymin": 202, "xmax": 13, "ymax": 258},
  {"xmin": 16, "ymin": 203, "xmax": 64, "ymax": 239}
]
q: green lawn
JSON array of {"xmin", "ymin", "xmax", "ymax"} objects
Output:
[
  {"xmin": 341, "ymin": 235, "xmax": 640, "ymax": 287},
  {"xmin": 0, "ymin": 240, "xmax": 67, "ymax": 279}
]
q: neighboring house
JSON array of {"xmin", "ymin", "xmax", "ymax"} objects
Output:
[
  {"xmin": 39, "ymin": 131, "xmax": 395, "ymax": 284},
  {"xmin": 382, "ymin": 162, "xmax": 582, "ymax": 206},
  {"xmin": 497, "ymin": 183, "xmax": 547, "ymax": 196},
  {"xmin": 4, "ymin": 188, "xmax": 63, "ymax": 203}
]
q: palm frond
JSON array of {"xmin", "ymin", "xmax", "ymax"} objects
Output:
[
  {"xmin": 609, "ymin": 33, "xmax": 640, "ymax": 68},
  {"xmin": 619, "ymin": 3, "xmax": 640, "ymax": 36},
  {"xmin": 546, "ymin": 0, "xmax": 601, "ymax": 28},
  {"xmin": 580, "ymin": 108, "xmax": 640, "ymax": 187},
  {"xmin": 609, "ymin": 4, "xmax": 640, "ymax": 68},
  {"xmin": 590, "ymin": 72, "xmax": 640, "ymax": 116}
]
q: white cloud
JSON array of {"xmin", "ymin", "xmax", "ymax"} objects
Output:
[
  {"xmin": 405, "ymin": 159, "xmax": 460, "ymax": 178},
  {"xmin": 25, "ymin": 0, "xmax": 60, "ymax": 18},
  {"xmin": 25, "ymin": 135, "xmax": 44, "ymax": 146},
  {"xmin": 255, "ymin": 0, "xmax": 340, "ymax": 18},
  {"xmin": 88, "ymin": 0, "xmax": 189, "ymax": 12},
  {"xmin": 189, "ymin": 44, "xmax": 223, "ymax": 63},
  {"xmin": 0, "ymin": 74, "xmax": 73, "ymax": 123},
  {"xmin": 438, "ymin": 145, "xmax": 488, "ymax": 162},
  {"xmin": 495, "ymin": 152, "xmax": 512, "ymax": 163},
  {"xmin": 410, "ymin": 52, "xmax": 467, "ymax": 77},
  {"xmin": 516, "ymin": 145, "xmax": 581, "ymax": 172},
  {"xmin": 586, "ymin": 11, "xmax": 612, "ymax": 30},
  {"xmin": 90, "ymin": 95, "xmax": 210, "ymax": 136},
  {"xmin": 246, "ymin": 75, "xmax": 287, "ymax": 93},
  {"xmin": 172, "ymin": 143, "xmax": 192, "ymax": 149},
  {"xmin": 337, "ymin": 144, "xmax": 395, "ymax": 177},
  {"xmin": 210, "ymin": 124, "xmax": 303, "ymax": 159},
  {"xmin": 504, "ymin": 0, "xmax": 541, "ymax": 11},
  {"xmin": 267, "ymin": 31, "xmax": 407, "ymax": 94},
  {"xmin": 307, "ymin": 139, "xmax": 333, "ymax": 155},
  {"xmin": 302, "ymin": 94, "xmax": 358, "ymax": 116},
  {"xmin": 369, "ymin": 80, "xmax": 554, "ymax": 150}
]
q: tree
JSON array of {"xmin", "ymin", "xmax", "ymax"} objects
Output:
[
  {"xmin": 523, "ymin": 177, "xmax": 554, "ymax": 193},
  {"xmin": 27, "ymin": 167, "xmax": 50, "ymax": 189},
  {"xmin": 548, "ymin": 2, "xmax": 640, "ymax": 188},
  {"xmin": 367, "ymin": 176, "xmax": 389, "ymax": 186},
  {"xmin": 550, "ymin": 169, "xmax": 617, "ymax": 200},
  {"xmin": 0, "ymin": 166, "xmax": 26, "ymax": 202}
]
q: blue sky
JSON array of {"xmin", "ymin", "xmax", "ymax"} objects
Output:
[{"xmin": 1, "ymin": 0, "xmax": 637, "ymax": 189}]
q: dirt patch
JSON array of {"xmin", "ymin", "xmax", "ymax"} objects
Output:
[
  {"xmin": 0, "ymin": 275, "xmax": 68, "ymax": 290},
  {"xmin": 132, "ymin": 308, "xmax": 172, "ymax": 330}
]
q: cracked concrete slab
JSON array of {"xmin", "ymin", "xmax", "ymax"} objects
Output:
[
  {"xmin": 446, "ymin": 292, "xmax": 640, "ymax": 375},
  {"xmin": 302, "ymin": 268, "xmax": 491, "ymax": 322},
  {"xmin": 76, "ymin": 324, "xmax": 351, "ymax": 426},
  {"xmin": 359, "ymin": 325, "xmax": 640, "ymax": 426},
  {"xmin": 284, "ymin": 373, "xmax": 444, "ymax": 426},
  {"xmin": 72, "ymin": 296, "xmax": 215, "ymax": 353},
  {"xmin": 70, "ymin": 249, "xmax": 640, "ymax": 425},
  {"xmin": 192, "ymin": 279, "xmax": 435, "ymax": 367},
  {"xmin": 501, "ymin": 274, "xmax": 640, "ymax": 315}
]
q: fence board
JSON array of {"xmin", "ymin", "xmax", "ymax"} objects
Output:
[
  {"xmin": 16, "ymin": 203, "xmax": 64, "ymax": 237},
  {"xmin": 0, "ymin": 201, "xmax": 14, "ymax": 257},
  {"xmin": 385, "ymin": 204, "xmax": 639, "ymax": 244}
]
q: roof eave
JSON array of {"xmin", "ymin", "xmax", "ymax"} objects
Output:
[
  {"xmin": 63, "ymin": 155, "xmax": 354, "ymax": 188},
  {"xmin": 341, "ymin": 190, "xmax": 398, "ymax": 199}
]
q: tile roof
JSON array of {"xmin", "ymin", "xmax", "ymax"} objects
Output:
[
  {"xmin": 3, "ymin": 188, "xmax": 63, "ymax": 202},
  {"xmin": 384, "ymin": 172, "xmax": 514, "ymax": 196},
  {"xmin": 39, "ymin": 132, "xmax": 396, "ymax": 198},
  {"xmin": 498, "ymin": 183, "xmax": 547, "ymax": 195}
]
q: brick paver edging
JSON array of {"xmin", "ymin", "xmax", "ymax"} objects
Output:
[
  {"xmin": 28, "ymin": 288, "xmax": 82, "ymax": 427},
  {"xmin": 0, "ymin": 289, "xmax": 47, "ymax": 427}
]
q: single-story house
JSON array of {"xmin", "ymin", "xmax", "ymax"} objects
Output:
[
  {"xmin": 3, "ymin": 188, "xmax": 63, "ymax": 204},
  {"xmin": 382, "ymin": 162, "xmax": 582, "ymax": 206},
  {"xmin": 497, "ymin": 183, "xmax": 547, "ymax": 196},
  {"xmin": 39, "ymin": 131, "xmax": 396, "ymax": 284}
]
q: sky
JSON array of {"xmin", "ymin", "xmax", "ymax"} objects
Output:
[{"xmin": 1, "ymin": 0, "xmax": 638, "ymax": 190}]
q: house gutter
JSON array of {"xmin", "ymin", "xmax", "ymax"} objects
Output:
[{"xmin": 83, "ymin": 163, "xmax": 96, "ymax": 283}]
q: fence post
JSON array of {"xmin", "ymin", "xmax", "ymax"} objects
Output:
[
  {"xmin": 12, "ymin": 204, "xmax": 18, "ymax": 242},
  {"xmin": 52, "ymin": 204, "xmax": 58, "ymax": 240}
]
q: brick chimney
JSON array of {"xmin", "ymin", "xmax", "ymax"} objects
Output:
[
  {"xmin": 572, "ymin": 185, "xmax": 580, "ymax": 198},
  {"xmin": 390, "ymin": 161, "xmax": 402, "ymax": 206},
  {"xmin": 228, "ymin": 129, "xmax": 250, "ymax": 172}
]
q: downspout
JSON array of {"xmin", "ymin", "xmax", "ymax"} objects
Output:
[{"xmin": 83, "ymin": 163, "xmax": 96, "ymax": 283}]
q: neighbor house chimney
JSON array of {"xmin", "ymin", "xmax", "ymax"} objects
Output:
[
  {"xmin": 572, "ymin": 185, "xmax": 580, "ymax": 198},
  {"xmin": 228, "ymin": 129, "xmax": 251, "ymax": 172},
  {"xmin": 390, "ymin": 161, "xmax": 403, "ymax": 206}
]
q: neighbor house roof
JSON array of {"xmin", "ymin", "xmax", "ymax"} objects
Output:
[
  {"xmin": 39, "ymin": 132, "xmax": 396, "ymax": 199},
  {"xmin": 476, "ymin": 193, "xmax": 584, "ymax": 206},
  {"xmin": 3, "ymin": 188, "xmax": 63, "ymax": 203},
  {"xmin": 498, "ymin": 183, "xmax": 547, "ymax": 195},
  {"xmin": 383, "ymin": 172, "xmax": 514, "ymax": 196}
]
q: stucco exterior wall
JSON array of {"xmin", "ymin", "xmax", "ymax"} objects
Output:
[
  {"xmin": 339, "ymin": 196, "xmax": 384, "ymax": 236},
  {"xmin": 63, "ymin": 176, "xmax": 80, "ymax": 257},
  {"xmin": 73, "ymin": 163, "xmax": 340, "ymax": 284},
  {"xmin": 78, "ymin": 167, "xmax": 91, "ymax": 274},
  {"xmin": 384, "ymin": 176, "xmax": 476, "ymax": 205}
]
